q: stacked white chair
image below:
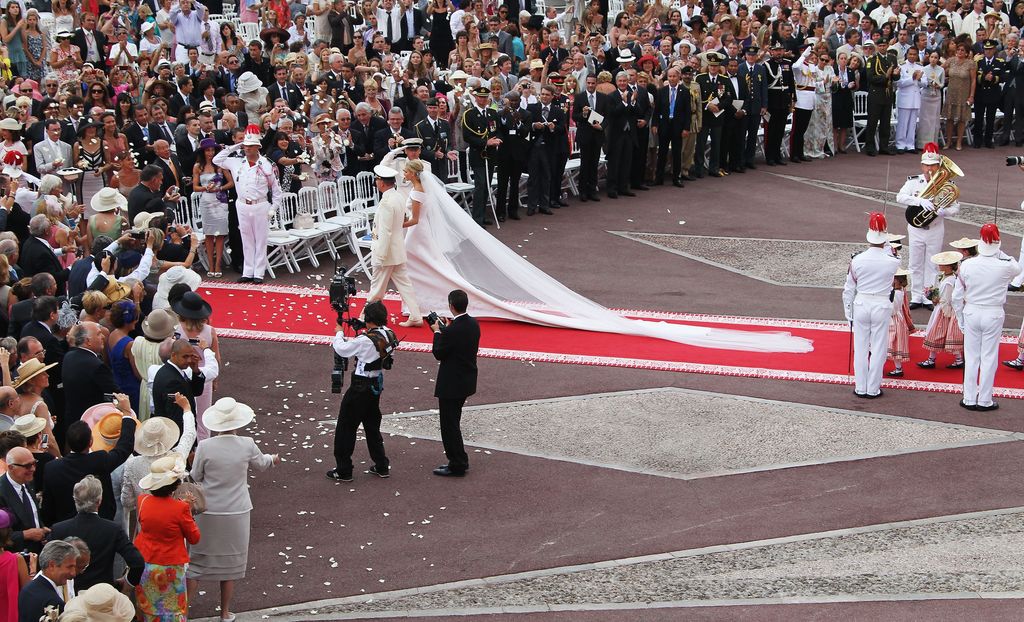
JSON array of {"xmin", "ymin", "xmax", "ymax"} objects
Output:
[
  {"xmin": 353, "ymin": 171, "xmax": 378, "ymax": 215},
  {"xmin": 342, "ymin": 210, "xmax": 374, "ymax": 279},
  {"xmin": 298, "ymin": 185, "xmax": 343, "ymax": 259},
  {"xmin": 266, "ymin": 205, "xmax": 302, "ymax": 277},
  {"xmin": 277, "ymin": 192, "xmax": 325, "ymax": 268},
  {"xmin": 445, "ymin": 158, "xmax": 474, "ymax": 212},
  {"xmin": 238, "ymin": 22, "xmax": 260, "ymax": 44}
]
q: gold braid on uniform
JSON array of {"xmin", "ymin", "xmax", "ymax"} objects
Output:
[{"xmin": 461, "ymin": 111, "xmax": 489, "ymax": 138}]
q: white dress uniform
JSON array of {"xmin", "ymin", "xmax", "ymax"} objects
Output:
[
  {"xmin": 952, "ymin": 249, "xmax": 1020, "ymax": 408},
  {"xmin": 897, "ymin": 173, "xmax": 960, "ymax": 305},
  {"xmin": 894, "ymin": 61, "xmax": 923, "ymax": 151},
  {"xmin": 213, "ymin": 142, "xmax": 283, "ymax": 280},
  {"xmin": 843, "ymin": 246, "xmax": 901, "ymax": 396}
]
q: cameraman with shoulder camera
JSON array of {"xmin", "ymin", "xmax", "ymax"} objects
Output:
[{"xmin": 327, "ymin": 300, "xmax": 397, "ymax": 483}]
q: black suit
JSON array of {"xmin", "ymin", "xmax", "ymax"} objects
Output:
[
  {"xmin": 605, "ymin": 89, "xmax": 639, "ymax": 196},
  {"xmin": 40, "ymin": 419, "xmax": 136, "ymax": 525},
  {"xmin": 175, "ymin": 134, "xmax": 202, "ymax": 183},
  {"xmin": 18, "ymin": 574, "xmax": 64, "ymax": 622},
  {"xmin": 397, "ymin": 7, "xmax": 426, "ymax": 52},
  {"xmin": 540, "ymin": 46, "xmax": 569, "ymax": 73},
  {"xmin": 267, "ymin": 81, "xmax": 304, "ymax": 111},
  {"xmin": 372, "ymin": 126, "xmax": 415, "ymax": 163},
  {"xmin": 414, "ymin": 116, "xmax": 452, "ymax": 183},
  {"xmin": 155, "ymin": 155, "xmax": 185, "ymax": 195},
  {"xmin": 127, "ymin": 184, "xmax": 169, "ymax": 223},
  {"xmin": 20, "ymin": 236, "xmax": 67, "ymax": 294},
  {"xmin": 152, "ymin": 362, "xmax": 205, "ymax": 433},
  {"xmin": 629, "ymin": 85, "xmax": 653, "ymax": 188},
  {"xmin": 353, "ymin": 117, "xmax": 388, "ymax": 170},
  {"xmin": 573, "ymin": 90, "xmax": 609, "ymax": 199},
  {"xmin": 432, "ymin": 314, "xmax": 480, "ymax": 474},
  {"xmin": 124, "ymin": 122, "xmax": 161, "ymax": 167},
  {"xmin": 494, "ymin": 107, "xmax": 531, "ymax": 218},
  {"xmin": 61, "ymin": 348, "xmax": 119, "ymax": 434},
  {"xmin": 166, "ymin": 91, "xmax": 191, "ymax": 119},
  {"xmin": 721, "ymin": 72, "xmax": 749, "ymax": 173},
  {"xmin": 0, "ymin": 474, "xmax": 43, "ymax": 553},
  {"xmin": 526, "ymin": 102, "xmax": 565, "ymax": 213},
  {"xmin": 70, "ymin": 28, "xmax": 107, "ymax": 67},
  {"xmin": 50, "ymin": 511, "xmax": 145, "ymax": 590},
  {"xmin": 7, "ymin": 298, "xmax": 33, "ymax": 338},
  {"xmin": 652, "ymin": 84, "xmax": 692, "ymax": 183}
]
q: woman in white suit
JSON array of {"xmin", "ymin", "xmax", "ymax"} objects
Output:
[{"xmin": 186, "ymin": 398, "xmax": 279, "ymax": 622}]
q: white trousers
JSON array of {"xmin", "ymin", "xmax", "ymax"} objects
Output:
[
  {"xmin": 895, "ymin": 107, "xmax": 919, "ymax": 150},
  {"xmin": 853, "ymin": 296, "xmax": 892, "ymax": 396},
  {"xmin": 1012, "ymin": 244, "xmax": 1024, "ymax": 287},
  {"xmin": 908, "ymin": 221, "xmax": 944, "ymax": 304},
  {"xmin": 238, "ymin": 201, "xmax": 270, "ymax": 279},
  {"xmin": 368, "ymin": 262, "xmax": 422, "ymax": 321},
  {"xmin": 962, "ymin": 306, "xmax": 1004, "ymax": 407}
]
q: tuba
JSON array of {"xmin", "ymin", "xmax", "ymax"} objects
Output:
[{"xmin": 905, "ymin": 155, "xmax": 963, "ymax": 229}]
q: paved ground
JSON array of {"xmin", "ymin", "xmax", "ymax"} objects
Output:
[{"xmin": 194, "ymin": 146, "xmax": 1024, "ymax": 621}]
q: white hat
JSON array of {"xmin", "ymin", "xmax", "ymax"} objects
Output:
[
  {"xmin": 931, "ymin": 250, "xmax": 962, "ymax": 265},
  {"xmin": 617, "ymin": 50, "xmax": 637, "ymax": 63},
  {"xmin": 90, "ymin": 187, "xmax": 127, "ymax": 214},
  {"xmin": 865, "ymin": 212, "xmax": 888, "ymax": 245},
  {"xmin": 10, "ymin": 414, "xmax": 45, "ymax": 437},
  {"xmin": 374, "ymin": 164, "xmax": 398, "ymax": 179},
  {"xmin": 921, "ymin": 142, "xmax": 941, "ymax": 165},
  {"xmin": 202, "ymin": 397, "xmax": 255, "ymax": 433},
  {"xmin": 949, "ymin": 237, "xmax": 979, "ymax": 249},
  {"xmin": 237, "ymin": 71, "xmax": 263, "ymax": 94},
  {"xmin": 978, "ymin": 223, "xmax": 1001, "ymax": 256},
  {"xmin": 0, "ymin": 118, "xmax": 22, "ymax": 131},
  {"xmin": 447, "ymin": 70, "xmax": 469, "ymax": 85},
  {"xmin": 138, "ymin": 455, "xmax": 186, "ymax": 491},
  {"xmin": 55, "ymin": 30, "xmax": 73, "ymax": 40},
  {"xmin": 131, "ymin": 211, "xmax": 159, "ymax": 232},
  {"xmin": 141, "ymin": 21, "xmax": 155, "ymax": 33},
  {"xmin": 154, "ymin": 266, "xmax": 202, "ymax": 310},
  {"xmin": 63, "ymin": 583, "xmax": 136, "ymax": 622},
  {"xmin": 134, "ymin": 416, "xmax": 180, "ymax": 457},
  {"xmin": 3, "ymin": 165, "xmax": 22, "ymax": 179},
  {"xmin": 156, "ymin": 58, "xmax": 171, "ymax": 69}
]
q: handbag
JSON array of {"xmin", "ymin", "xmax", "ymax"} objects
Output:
[{"xmin": 172, "ymin": 477, "xmax": 207, "ymax": 515}]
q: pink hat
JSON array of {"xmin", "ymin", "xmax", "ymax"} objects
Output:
[{"xmin": 17, "ymin": 79, "xmax": 42, "ymax": 102}]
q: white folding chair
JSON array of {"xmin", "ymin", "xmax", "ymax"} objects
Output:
[
  {"xmin": 444, "ymin": 158, "xmax": 474, "ymax": 212},
  {"xmin": 318, "ymin": 180, "xmax": 345, "ymax": 221},
  {"xmin": 353, "ymin": 171, "xmax": 378, "ymax": 215},
  {"xmin": 266, "ymin": 206, "xmax": 301, "ymax": 277},
  {"xmin": 342, "ymin": 210, "xmax": 374, "ymax": 279},
  {"xmin": 238, "ymin": 22, "xmax": 261, "ymax": 45},
  {"xmin": 277, "ymin": 192, "xmax": 324, "ymax": 268},
  {"xmin": 562, "ymin": 127, "xmax": 581, "ymax": 196},
  {"xmin": 298, "ymin": 185, "xmax": 342, "ymax": 259},
  {"xmin": 850, "ymin": 91, "xmax": 868, "ymax": 152}
]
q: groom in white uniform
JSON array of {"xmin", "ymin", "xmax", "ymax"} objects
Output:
[
  {"xmin": 368, "ymin": 165, "xmax": 423, "ymax": 328},
  {"xmin": 380, "ymin": 138, "xmax": 432, "ymax": 203}
]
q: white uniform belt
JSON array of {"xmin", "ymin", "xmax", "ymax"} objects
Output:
[
  {"xmin": 966, "ymin": 303, "xmax": 1003, "ymax": 309},
  {"xmin": 856, "ymin": 292, "xmax": 890, "ymax": 300},
  {"xmin": 242, "ymin": 198, "xmax": 268, "ymax": 205}
]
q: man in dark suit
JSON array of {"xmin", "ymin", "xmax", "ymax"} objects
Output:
[
  {"xmin": 695, "ymin": 53, "xmax": 736, "ymax": 177},
  {"xmin": 49, "ymin": 474, "xmax": 145, "ymax": 591},
  {"xmin": 352, "ymin": 104, "xmax": 388, "ymax": 172},
  {"xmin": 494, "ymin": 92, "xmax": 531, "ymax": 221},
  {"xmin": 628, "ymin": 73, "xmax": 653, "ymax": 191},
  {"xmin": 721, "ymin": 57, "xmax": 750, "ymax": 174},
  {"xmin": 373, "ymin": 108, "xmax": 416, "ymax": 162},
  {"xmin": 18, "ymin": 539, "xmax": 79, "ymax": 622},
  {"xmin": 21, "ymin": 216, "xmax": 68, "ymax": 293},
  {"xmin": 652, "ymin": 67, "xmax": 692, "ymax": 187},
  {"xmin": 540, "ymin": 31, "xmax": 570, "ymax": 73},
  {"xmin": 0, "ymin": 447, "xmax": 50, "ymax": 554},
  {"xmin": 174, "ymin": 117, "xmax": 203, "ymax": 184},
  {"xmin": 150, "ymin": 105, "xmax": 178, "ymax": 146},
  {"xmin": 9, "ymin": 273, "xmax": 54, "ymax": 338},
  {"xmin": 41, "ymin": 403, "xmax": 136, "ymax": 525},
  {"xmin": 397, "ymin": 0, "xmax": 425, "ymax": 53},
  {"xmin": 152, "ymin": 338, "xmax": 205, "ymax": 433},
  {"xmin": 167, "ymin": 76, "xmax": 195, "ymax": 120},
  {"xmin": 61, "ymin": 322, "xmax": 120, "ymax": 435},
  {"xmin": 267, "ymin": 65, "xmax": 304, "ymax": 111},
  {"xmin": 573, "ymin": 75, "xmax": 609, "ymax": 201},
  {"xmin": 738, "ymin": 46, "xmax": 768, "ymax": 168},
  {"xmin": 70, "ymin": 12, "xmax": 107, "ymax": 68},
  {"xmin": 152, "ymin": 140, "xmax": 185, "ymax": 196},
  {"xmin": 20, "ymin": 295, "xmax": 65, "ymax": 434},
  {"xmin": 429, "ymin": 289, "xmax": 480, "ymax": 477},
  {"xmin": 605, "ymin": 72, "xmax": 639, "ymax": 198},
  {"xmin": 127, "ymin": 165, "xmax": 174, "ymax": 223},
  {"xmin": 526, "ymin": 85, "xmax": 564, "ymax": 216},
  {"xmin": 414, "ymin": 97, "xmax": 454, "ymax": 183},
  {"xmin": 124, "ymin": 105, "xmax": 161, "ymax": 167}
]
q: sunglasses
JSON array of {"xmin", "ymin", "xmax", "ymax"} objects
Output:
[
  {"xmin": 92, "ymin": 89, "xmax": 105, "ymax": 94},
  {"xmin": 9, "ymin": 461, "xmax": 38, "ymax": 469}
]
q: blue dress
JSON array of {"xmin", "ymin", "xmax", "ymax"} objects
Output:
[{"xmin": 110, "ymin": 335, "xmax": 140, "ymax": 413}]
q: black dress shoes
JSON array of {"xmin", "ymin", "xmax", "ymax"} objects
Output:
[
  {"xmin": 508, "ymin": 213, "xmax": 521, "ymax": 220},
  {"xmin": 607, "ymin": 192, "xmax": 618, "ymax": 199},
  {"xmin": 672, "ymin": 179, "xmax": 684, "ymax": 187},
  {"xmin": 632, "ymin": 184, "xmax": 650, "ymax": 191},
  {"xmin": 238, "ymin": 277, "xmax": 254, "ymax": 283},
  {"xmin": 909, "ymin": 302, "xmax": 923, "ymax": 310},
  {"xmin": 497, "ymin": 215, "xmax": 506, "ymax": 222},
  {"xmin": 745, "ymin": 163, "xmax": 757, "ymax": 170},
  {"xmin": 976, "ymin": 402, "xmax": 1000, "ymax": 411},
  {"xmin": 680, "ymin": 173, "xmax": 694, "ymax": 181},
  {"xmin": 539, "ymin": 207, "xmax": 554, "ymax": 215},
  {"xmin": 653, "ymin": 179, "xmax": 665, "ymax": 186},
  {"xmin": 580, "ymin": 195, "xmax": 590, "ymax": 202},
  {"xmin": 556, "ymin": 199, "xmax": 570, "ymax": 207},
  {"xmin": 621, "ymin": 190, "xmax": 637, "ymax": 197},
  {"xmin": 433, "ymin": 465, "xmax": 466, "ymax": 477},
  {"xmin": 588, "ymin": 195, "xmax": 601, "ymax": 202},
  {"xmin": 959, "ymin": 400, "xmax": 978, "ymax": 411},
  {"xmin": 775, "ymin": 159, "xmax": 787, "ymax": 165}
]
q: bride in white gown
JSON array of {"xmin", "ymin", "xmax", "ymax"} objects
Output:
[{"xmin": 400, "ymin": 164, "xmax": 814, "ymax": 354}]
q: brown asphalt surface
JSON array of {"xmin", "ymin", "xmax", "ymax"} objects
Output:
[{"xmin": 198, "ymin": 146, "xmax": 1024, "ymax": 619}]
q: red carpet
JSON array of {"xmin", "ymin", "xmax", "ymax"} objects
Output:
[{"xmin": 196, "ymin": 283, "xmax": 1024, "ymax": 399}]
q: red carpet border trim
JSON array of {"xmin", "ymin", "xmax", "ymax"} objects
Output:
[{"xmin": 215, "ymin": 327, "xmax": 1024, "ymax": 400}]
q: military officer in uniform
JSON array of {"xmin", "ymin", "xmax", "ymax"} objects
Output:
[
  {"xmin": 547, "ymin": 74, "xmax": 572, "ymax": 208},
  {"xmin": 842, "ymin": 212, "xmax": 901, "ymax": 398},
  {"xmin": 695, "ymin": 52, "xmax": 736, "ymax": 178},
  {"xmin": 864, "ymin": 39, "xmax": 899, "ymax": 156},
  {"xmin": 738, "ymin": 45, "xmax": 767, "ymax": 169},
  {"xmin": 896, "ymin": 143, "xmax": 960, "ymax": 309},
  {"xmin": 764, "ymin": 43, "xmax": 795, "ymax": 166},
  {"xmin": 952, "ymin": 224, "xmax": 1020, "ymax": 410},
  {"xmin": 461, "ymin": 86, "xmax": 501, "ymax": 226},
  {"xmin": 494, "ymin": 92, "xmax": 532, "ymax": 221},
  {"xmin": 681, "ymin": 66, "xmax": 703, "ymax": 179},
  {"xmin": 414, "ymin": 97, "xmax": 454, "ymax": 183},
  {"xmin": 974, "ymin": 39, "xmax": 1005, "ymax": 149}
]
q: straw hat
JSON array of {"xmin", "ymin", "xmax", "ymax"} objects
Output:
[
  {"xmin": 91, "ymin": 411, "xmax": 138, "ymax": 452},
  {"xmin": 10, "ymin": 414, "xmax": 45, "ymax": 437},
  {"xmin": 895, "ymin": 268, "xmax": 911, "ymax": 278},
  {"xmin": 131, "ymin": 211, "xmax": 159, "ymax": 233},
  {"xmin": 63, "ymin": 583, "xmax": 135, "ymax": 622},
  {"xmin": 202, "ymin": 397, "xmax": 255, "ymax": 433},
  {"xmin": 315, "ymin": 113, "xmax": 334, "ymax": 126},
  {"xmin": 12, "ymin": 359, "xmax": 56, "ymax": 389},
  {"xmin": 447, "ymin": 69, "xmax": 469, "ymax": 85},
  {"xmin": 134, "ymin": 417, "xmax": 180, "ymax": 457},
  {"xmin": 949, "ymin": 237, "xmax": 979, "ymax": 249},
  {"xmin": 931, "ymin": 250, "xmax": 962, "ymax": 265},
  {"xmin": 102, "ymin": 277, "xmax": 133, "ymax": 303},
  {"xmin": 139, "ymin": 455, "xmax": 186, "ymax": 491},
  {"xmin": 171, "ymin": 291, "xmax": 211, "ymax": 320},
  {"xmin": 90, "ymin": 187, "xmax": 127, "ymax": 214},
  {"xmin": 142, "ymin": 308, "xmax": 176, "ymax": 340},
  {"xmin": 237, "ymin": 72, "xmax": 263, "ymax": 94},
  {"xmin": 529, "ymin": 58, "xmax": 545, "ymax": 70},
  {"xmin": 0, "ymin": 118, "xmax": 22, "ymax": 131}
]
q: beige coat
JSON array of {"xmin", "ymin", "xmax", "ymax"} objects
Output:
[{"xmin": 372, "ymin": 187, "xmax": 407, "ymax": 266}]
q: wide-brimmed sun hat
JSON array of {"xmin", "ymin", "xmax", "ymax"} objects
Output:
[
  {"xmin": 12, "ymin": 359, "xmax": 56, "ymax": 389},
  {"xmin": 10, "ymin": 414, "xmax": 45, "ymax": 437},
  {"xmin": 90, "ymin": 187, "xmax": 127, "ymax": 213},
  {"xmin": 142, "ymin": 308, "xmax": 176, "ymax": 340},
  {"xmin": 202, "ymin": 397, "xmax": 255, "ymax": 433},
  {"xmin": 171, "ymin": 291, "xmax": 212, "ymax": 320},
  {"xmin": 63, "ymin": 582, "xmax": 136, "ymax": 622},
  {"xmin": 139, "ymin": 454, "xmax": 186, "ymax": 491},
  {"xmin": 134, "ymin": 416, "xmax": 180, "ymax": 457},
  {"xmin": 90, "ymin": 411, "xmax": 139, "ymax": 451}
]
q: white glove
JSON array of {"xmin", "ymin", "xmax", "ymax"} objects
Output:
[{"xmin": 919, "ymin": 197, "xmax": 935, "ymax": 211}]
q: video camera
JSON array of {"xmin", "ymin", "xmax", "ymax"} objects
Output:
[
  {"xmin": 1007, "ymin": 156, "xmax": 1024, "ymax": 166},
  {"xmin": 329, "ymin": 264, "xmax": 358, "ymax": 393}
]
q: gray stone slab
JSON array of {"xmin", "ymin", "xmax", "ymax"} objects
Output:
[{"xmin": 379, "ymin": 389, "xmax": 1008, "ymax": 478}]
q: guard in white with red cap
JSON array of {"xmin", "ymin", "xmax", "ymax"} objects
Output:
[
  {"xmin": 952, "ymin": 223, "xmax": 1020, "ymax": 411},
  {"xmin": 213, "ymin": 125, "xmax": 282, "ymax": 284},
  {"xmin": 843, "ymin": 212, "xmax": 901, "ymax": 398},
  {"xmin": 896, "ymin": 142, "xmax": 961, "ymax": 309}
]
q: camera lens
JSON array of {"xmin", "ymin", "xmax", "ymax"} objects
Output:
[{"xmin": 1008, "ymin": 156, "xmax": 1024, "ymax": 166}]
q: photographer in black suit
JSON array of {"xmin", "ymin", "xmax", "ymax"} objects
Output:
[{"xmin": 429, "ymin": 289, "xmax": 480, "ymax": 477}]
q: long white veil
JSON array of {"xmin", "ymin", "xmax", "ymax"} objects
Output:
[{"xmin": 404, "ymin": 174, "xmax": 814, "ymax": 354}]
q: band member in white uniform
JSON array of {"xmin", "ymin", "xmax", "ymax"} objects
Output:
[
  {"xmin": 896, "ymin": 143, "xmax": 960, "ymax": 309},
  {"xmin": 213, "ymin": 125, "xmax": 283, "ymax": 284},
  {"xmin": 952, "ymin": 224, "xmax": 1020, "ymax": 411},
  {"xmin": 843, "ymin": 212, "xmax": 901, "ymax": 398}
]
